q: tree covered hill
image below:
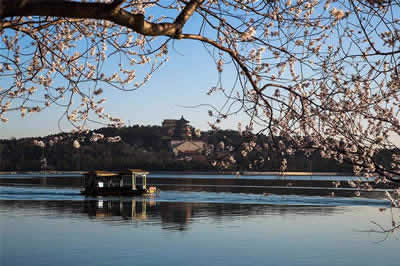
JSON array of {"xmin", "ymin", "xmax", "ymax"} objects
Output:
[{"xmin": 0, "ymin": 125, "xmax": 393, "ymax": 173}]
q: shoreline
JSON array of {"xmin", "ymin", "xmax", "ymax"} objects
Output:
[{"xmin": 0, "ymin": 170, "xmax": 355, "ymax": 176}]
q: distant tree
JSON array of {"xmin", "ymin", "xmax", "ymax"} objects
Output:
[{"xmin": 0, "ymin": 1, "xmax": 399, "ymax": 197}]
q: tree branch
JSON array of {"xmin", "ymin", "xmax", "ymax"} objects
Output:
[{"xmin": 1, "ymin": 0, "xmax": 204, "ymax": 38}]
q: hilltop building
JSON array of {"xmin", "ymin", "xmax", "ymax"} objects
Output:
[
  {"xmin": 162, "ymin": 116, "xmax": 192, "ymax": 140},
  {"xmin": 161, "ymin": 116, "xmax": 207, "ymax": 161}
]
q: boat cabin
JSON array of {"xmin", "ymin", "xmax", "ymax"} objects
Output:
[
  {"xmin": 82, "ymin": 169, "xmax": 154, "ymax": 196},
  {"xmin": 119, "ymin": 169, "xmax": 149, "ymax": 190}
]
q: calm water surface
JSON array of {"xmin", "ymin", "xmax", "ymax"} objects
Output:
[{"xmin": 0, "ymin": 184, "xmax": 399, "ymax": 266}]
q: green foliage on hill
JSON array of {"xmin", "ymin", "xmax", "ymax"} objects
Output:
[{"xmin": 0, "ymin": 125, "xmax": 394, "ymax": 172}]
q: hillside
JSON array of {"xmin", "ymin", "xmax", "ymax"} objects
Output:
[{"xmin": 0, "ymin": 125, "xmax": 393, "ymax": 172}]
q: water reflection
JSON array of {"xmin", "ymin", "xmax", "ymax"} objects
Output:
[
  {"xmin": 0, "ymin": 199, "xmax": 343, "ymax": 231},
  {"xmin": 1, "ymin": 175, "xmax": 397, "ymax": 199},
  {"xmin": 2, "ymin": 197, "xmax": 399, "ymax": 266},
  {"xmin": 84, "ymin": 199, "xmax": 155, "ymax": 221},
  {"xmin": 0, "ymin": 181, "xmax": 392, "ymax": 201}
]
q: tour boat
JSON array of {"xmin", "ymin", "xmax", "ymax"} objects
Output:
[{"xmin": 81, "ymin": 169, "xmax": 157, "ymax": 196}]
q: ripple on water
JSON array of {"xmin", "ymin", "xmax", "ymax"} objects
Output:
[{"xmin": 0, "ymin": 186, "xmax": 391, "ymax": 207}]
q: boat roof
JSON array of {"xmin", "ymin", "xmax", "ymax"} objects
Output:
[
  {"xmin": 84, "ymin": 169, "xmax": 149, "ymax": 176},
  {"xmin": 84, "ymin": 170, "xmax": 119, "ymax": 177},
  {"xmin": 119, "ymin": 169, "xmax": 149, "ymax": 175}
]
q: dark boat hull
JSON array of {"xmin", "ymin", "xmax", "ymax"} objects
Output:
[{"xmin": 80, "ymin": 187, "xmax": 149, "ymax": 196}]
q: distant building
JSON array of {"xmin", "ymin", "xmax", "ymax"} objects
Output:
[
  {"xmin": 162, "ymin": 116, "xmax": 192, "ymax": 140},
  {"xmin": 170, "ymin": 140, "xmax": 206, "ymax": 156},
  {"xmin": 162, "ymin": 116, "xmax": 207, "ymax": 161}
]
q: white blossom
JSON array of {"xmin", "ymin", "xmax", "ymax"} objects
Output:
[{"xmin": 73, "ymin": 140, "xmax": 80, "ymax": 149}]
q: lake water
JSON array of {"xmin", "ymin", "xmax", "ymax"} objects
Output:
[{"xmin": 1, "ymin": 176, "xmax": 399, "ymax": 266}]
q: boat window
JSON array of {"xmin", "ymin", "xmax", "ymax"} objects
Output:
[
  {"xmin": 136, "ymin": 175, "xmax": 143, "ymax": 186},
  {"xmin": 122, "ymin": 176, "xmax": 131, "ymax": 186},
  {"xmin": 111, "ymin": 177, "xmax": 120, "ymax": 187}
]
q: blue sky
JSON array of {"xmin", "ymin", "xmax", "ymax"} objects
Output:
[
  {"xmin": 0, "ymin": 37, "xmax": 245, "ymax": 139},
  {"xmin": 0, "ymin": 7, "xmax": 254, "ymax": 139}
]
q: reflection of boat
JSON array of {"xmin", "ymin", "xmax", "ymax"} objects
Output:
[
  {"xmin": 80, "ymin": 169, "xmax": 157, "ymax": 196},
  {"xmin": 0, "ymin": 198, "xmax": 358, "ymax": 232},
  {"xmin": 84, "ymin": 199, "xmax": 193, "ymax": 230},
  {"xmin": 87, "ymin": 199, "xmax": 151, "ymax": 220}
]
